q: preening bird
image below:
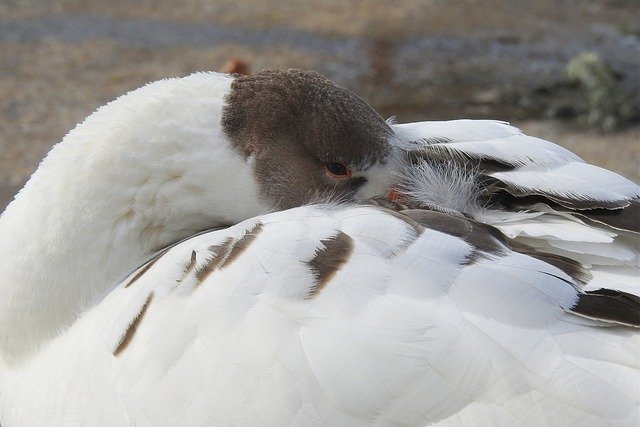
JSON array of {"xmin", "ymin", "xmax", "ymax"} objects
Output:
[{"xmin": 0, "ymin": 69, "xmax": 638, "ymax": 426}]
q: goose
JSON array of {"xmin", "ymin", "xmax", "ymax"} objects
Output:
[{"xmin": 0, "ymin": 69, "xmax": 638, "ymax": 426}]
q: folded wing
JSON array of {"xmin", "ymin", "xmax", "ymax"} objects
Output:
[{"xmin": 7, "ymin": 204, "xmax": 637, "ymax": 425}]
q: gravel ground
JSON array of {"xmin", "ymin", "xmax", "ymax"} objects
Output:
[{"xmin": 1, "ymin": 1, "xmax": 638, "ymax": 209}]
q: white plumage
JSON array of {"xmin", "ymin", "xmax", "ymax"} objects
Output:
[{"xmin": 0, "ymin": 70, "xmax": 638, "ymax": 426}]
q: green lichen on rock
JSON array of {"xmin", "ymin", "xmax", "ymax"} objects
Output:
[{"xmin": 566, "ymin": 52, "xmax": 639, "ymax": 132}]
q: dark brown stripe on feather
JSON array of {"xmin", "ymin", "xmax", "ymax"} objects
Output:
[
  {"xmin": 491, "ymin": 184, "xmax": 632, "ymax": 210},
  {"xmin": 186, "ymin": 250, "xmax": 197, "ymax": 273},
  {"xmin": 124, "ymin": 226, "xmax": 233, "ymax": 289},
  {"xmin": 220, "ymin": 222, "xmax": 264, "ymax": 269},
  {"xmin": 307, "ymin": 231, "xmax": 354, "ymax": 298},
  {"xmin": 401, "ymin": 208, "xmax": 590, "ymax": 283},
  {"xmin": 172, "ymin": 250, "xmax": 200, "ymax": 287},
  {"xmin": 367, "ymin": 202, "xmax": 590, "ymax": 285},
  {"xmin": 571, "ymin": 288, "xmax": 640, "ymax": 327},
  {"xmin": 572, "ymin": 200, "xmax": 640, "ymax": 233},
  {"xmin": 114, "ymin": 292, "xmax": 153, "ymax": 356},
  {"xmin": 401, "ymin": 209, "xmax": 505, "ymax": 257},
  {"xmin": 195, "ymin": 222, "xmax": 264, "ymax": 283},
  {"xmin": 488, "ymin": 194, "xmax": 639, "ymax": 233},
  {"xmin": 509, "ymin": 243, "xmax": 591, "ymax": 286},
  {"xmin": 195, "ymin": 237, "xmax": 235, "ymax": 282}
]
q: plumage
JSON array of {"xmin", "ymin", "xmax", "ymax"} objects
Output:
[{"xmin": 0, "ymin": 69, "xmax": 638, "ymax": 426}]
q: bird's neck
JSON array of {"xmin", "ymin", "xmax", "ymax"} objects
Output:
[
  {"xmin": 0, "ymin": 179, "xmax": 158, "ymax": 364},
  {"xmin": 0, "ymin": 73, "xmax": 267, "ymax": 364}
]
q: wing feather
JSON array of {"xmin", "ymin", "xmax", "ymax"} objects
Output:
[
  {"xmin": 392, "ymin": 119, "xmax": 640, "ymax": 216},
  {"xmin": 4, "ymin": 205, "xmax": 638, "ymax": 425}
]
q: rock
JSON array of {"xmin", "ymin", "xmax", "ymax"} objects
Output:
[{"xmin": 567, "ymin": 52, "xmax": 639, "ymax": 132}]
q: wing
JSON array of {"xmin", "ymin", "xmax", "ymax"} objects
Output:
[
  {"xmin": 5, "ymin": 205, "xmax": 638, "ymax": 425},
  {"xmin": 392, "ymin": 119, "xmax": 640, "ymax": 298},
  {"xmin": 392, "ymin": 119, "xmax": 639, "ymax": 220}
]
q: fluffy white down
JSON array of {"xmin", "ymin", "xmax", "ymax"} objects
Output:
[
  {"xmin": 0, "ymin": 72, "xmax": 271, "ymax": 362},
  {"xmin": 395, "ymin": 160, "xmax": 485, "ymax": 216}
]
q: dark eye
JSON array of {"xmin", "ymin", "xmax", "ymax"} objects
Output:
[{"xmin": 324, "ymin": 162, "xmax": 351, "ymax": 178}]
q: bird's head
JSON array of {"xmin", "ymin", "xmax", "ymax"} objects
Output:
[{"xmin": 221, "ymin": 69, "xmax": 398, "ymax": 210}]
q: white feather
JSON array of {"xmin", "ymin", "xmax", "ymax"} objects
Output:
[
  {"xmin": 491, "ymin": 162, "xmax": 640, "ymax": 204},
  {"xmin": 392, "ymin": 120, "xmax": 583, "ymax": 164},
  {"xmin": 2, "ymin": 206, "xmax": 637, "ymax": 425}
]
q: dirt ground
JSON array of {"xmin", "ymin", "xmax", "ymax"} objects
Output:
[{"xmin": 1, "ymin": 1, "xmax": 638, "ymax": 209}]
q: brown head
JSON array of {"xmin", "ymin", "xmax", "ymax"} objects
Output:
[{"xmin": 222, "ymin": 69, "xmax": 395, "ymax": 209}]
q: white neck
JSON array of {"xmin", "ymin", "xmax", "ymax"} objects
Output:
[{"xmin": 0, "ymin": 73, "xmax": 268, "ymax": 364}]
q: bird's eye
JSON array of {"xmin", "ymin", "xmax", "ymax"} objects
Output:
[{"xmin": 324, "ymin": 162, "xmax": 351, "ymax": 178}]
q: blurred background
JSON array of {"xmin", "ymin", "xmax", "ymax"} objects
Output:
[{"xmin": 1, "ymin": 0, "xmax": 639, "ymax": 209}]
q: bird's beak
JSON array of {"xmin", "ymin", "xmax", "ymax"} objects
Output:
[{"xmin": 387, "ymin": 187, "xmax": 403, "ymax": 202}]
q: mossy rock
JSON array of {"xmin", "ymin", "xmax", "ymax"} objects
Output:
[{"xmin": 566, "ymin": 52, "xmax": 639, "ymax": 132}]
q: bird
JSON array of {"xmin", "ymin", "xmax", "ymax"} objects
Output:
[{"xmin": 0, "ymin": 69, "xmax": 638, "ymax": 426}]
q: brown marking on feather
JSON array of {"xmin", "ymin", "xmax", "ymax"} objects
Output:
[
  {"xmin": 400, "ymin": 208, "xmax": 591, "ymax": 284},
  {"xmin": 124, "ymin": 226, "xmax": 233, "ymax": 289},
  {"xmin": 220, "ymin": 222, "xmax": 264, "ymax": 269},
  {"xmin": 537, "ymin": 194, "xmax": 630, "ymax": 210},
  {"xmin": 195, "ymin": 237, "xmax": 235, "ymax": 282},
  {"xmin": 487, "ymin": 194, "xmax": 639, "ymax": 234},
  {"xmin": 489, "ymin": 191, "xmax": 639, "ymax": 235},
  {"xmin": 508, "ymin": 242, "xmax": 591, "ymax": 285},
  {"xmin": 114, "ymin": 292, "xmax": 154, "ymax": 356},
  {"xmin": 571, "ymin": 288, "xmax": 640, "ymax": 327},
  {"xmin": 401, "ymin": 209, "xmax": 505, "ymax": 257},
  {"xmin": 170, "ymin": 250, "xmax": 201, "ymax": 288},
  {"xmin": 367, "ymin": 201, "xmax": 591, "ymax": 286},
  {"xmin": 488, "ymin": 183, "xmax": 632, "ymax": 210},
  {"xmin": 185, "ymin": 250, "xmax": 197, "ymax": 273},
  {"xmin": 307, "ymin": 231, "xmax": 354, "ymax": 298},
  {"xmin": 572, "ymin": 200, "xmax": 640, "ymax": 233},
  {"xmin": 194, "ymin": 222, "xmax": 264, "ymax": 283}
]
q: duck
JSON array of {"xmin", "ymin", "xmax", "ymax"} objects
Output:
[{"xmin": 0, "ymin": 69, "xmax": 638, "ymax": 426}]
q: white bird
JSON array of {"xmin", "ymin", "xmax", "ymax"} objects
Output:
[{"xmin": 0, "ymin": 69, "xmax": 638, "ymax": 426}]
